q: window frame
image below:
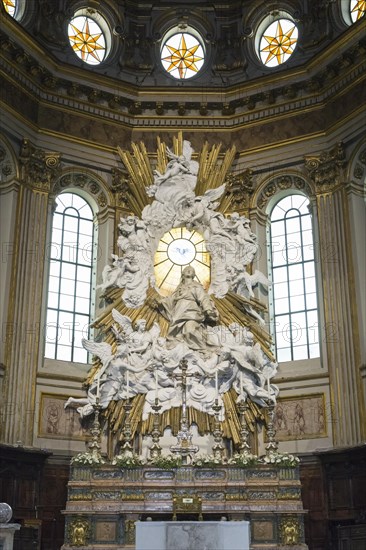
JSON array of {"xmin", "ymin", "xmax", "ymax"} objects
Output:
[
  {"xmin": 254, "ymin": 10, "xmax": 299, "ymax": 69},
  {"xmin": 268, "ymin": 193, "xmax": 321, "ymax": 363},
  {"xmin": 67, "ymin": 7, "xmax": 113, "ymax": 66},
  {"xmin": 44, "ymin": 191, "xmax": 97, "ymax": 364}
]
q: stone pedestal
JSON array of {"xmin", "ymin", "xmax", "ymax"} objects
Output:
[{"xmin": 0, "ymin": 523, "xmax": 21, "ymax": 550}]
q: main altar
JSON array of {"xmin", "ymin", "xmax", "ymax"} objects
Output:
[{"xmin": 62, "ymin": 134, "xmax": 308, "ymax": 549}]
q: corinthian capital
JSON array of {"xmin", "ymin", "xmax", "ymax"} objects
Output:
[
  {"xmin": 225, "ymin": 168, "xmax": 254, "ymax": 211},
  {"xmin": 19, "ymin": 138, "xmax": 61, "ymax": 191},
  {"xmin": 304, "ymin": 142, "xmax": 346, "ymax": 194}
]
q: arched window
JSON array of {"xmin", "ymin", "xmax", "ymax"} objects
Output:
[
  {"xmin": 269, "ymin": 194, "xmax": 320, "ymax": 362},
  {"xmin": 45, "ymin": 193, "xmax": 95, "ymax": 363}
]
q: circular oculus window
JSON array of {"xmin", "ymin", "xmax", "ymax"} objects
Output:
[
  {"xmin": 68, "ymin": 15, "xmax": 106, "ymax": 65},
  {"xmin": 154, "ymin": 227, "xmax": 210, "ymax": 295},
  {"xmin": 259, "ymin": 18, "xmax": 298, "ymax": 67},
  {"xmin": 350, "ymin": 0, "xmax": 366, "ymax": 22},
  {"xmin": 3, "ymin": 0, "xmax": 16, "ymax": 16},
  {"xmin": 161, "ymin": 32, "xmax": 205, "ymax": 79}
]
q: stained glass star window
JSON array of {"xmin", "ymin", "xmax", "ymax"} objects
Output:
[
  {"xmin": 68, "ymin": 15, "xmax": 106, "ymax": 65},
  {"xmin": 259, "ymin": 19, "xmax": 298, "ymax": 67},
  {"xmin": 161, "ymin": 32, "xmax": 204, "ymax": 79},
  {"xmin": 3, "ymin": 0, "xmax": 16, "ymax": 16},
  {"xmin": 350, "ymin": 0, "xmax": 366, "ymax": 22}
]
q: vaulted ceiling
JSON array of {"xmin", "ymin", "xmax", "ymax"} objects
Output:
[{"xmin": 1, "ymin": 1, "xmax": 365, "ymax": 154}]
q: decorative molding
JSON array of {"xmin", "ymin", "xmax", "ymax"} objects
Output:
[
  {"xmin": 55, "ymin": 172, "xmax": 108, "ymax": 208},
  {"xmin": 1, "ymin": 25, "xmax": 365, "ymax": 129},
  {"xmin": 67, "ymin": 518, "xmax": 91, "ymax": 547},
  {"xmin": 280, "ymin": 517, "xmax": 301, "ymax": 545},
  {"xmin": 256, "ymin": 174, "xmax": 310, "ymax": 212},
  {"xmin": 224, "ymin": 169, "xmax": 254, "ymax": 212},
  {"xmin": 0, "ymin": 143, "xmax": 16, "ymax": 185},
  {"xmin": 111, "ymin": 167, "xmax": 130, "ymax": 210},
  {"xmin": 304, "ymin": 142, "xmax": 346, "ymax": 194},
  {"xmin": 19, "ymin": 138, "xmax": 61, "ymax": 191}
]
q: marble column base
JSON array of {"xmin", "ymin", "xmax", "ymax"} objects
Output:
[{"xmin": 0, "ymin": 523, "xmax": 21, "ymax": 550}]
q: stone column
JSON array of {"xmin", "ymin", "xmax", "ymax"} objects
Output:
[
  {"xmin": 2, "ymin": 139, "xmax": 61, "ymax": 445},
  {"xmin": 305, "ymin": 143, "xmax": 366, "ymax": 446}
]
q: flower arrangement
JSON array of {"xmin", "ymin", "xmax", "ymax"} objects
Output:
[
  {"xmin": 227, "ymin": 453, "xmax": 259, "ymax": 467},
  {"xmin": 193, "ymin": 454, "xmax": 227, "ymax": 467},
  {"xmin": 260, "ymin": 452, "xmax": 300, "ymax": 467},
  {"xmin": 112, "ymin": 453, "xmax": 145, "ymax": 468},
  {"xmin": 71, "ymin": 452, "xmax": 106, "ymax": 466},
  {"xmin": 147, "ymin": 454, "xmax": 182, "ymax": 469}
]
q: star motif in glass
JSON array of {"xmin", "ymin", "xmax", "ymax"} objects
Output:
[
  {"xmin": 3, "ymin": 0, "xmax": 16, "ymax": 16},
  {"xmin": 68, "ymin": 16, "xmax": 106, "ymax": 65},
  {"xmin": 161, "ymin": 32, "xmax": 204, "ymax": 79},
  {"xmin": 350, "ymin": 0, "xmax": 366, "ymax": 22},
  {"xmin": 260, "ymin": 19, "xmax": 298, "ymax": 67}
]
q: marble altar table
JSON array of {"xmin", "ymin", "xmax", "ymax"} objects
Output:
[{"xmin": 136, "ymin": 520, "xmax": 250, "ymax": 550}]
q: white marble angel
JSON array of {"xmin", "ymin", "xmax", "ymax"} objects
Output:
[
  {"xmin": 97, "ymin": 252, "xmax": 140, "ymax": 293},
  {"xmin": 226, "ymin": 213, "xmax": 258, "ymax": 265},
  {"xmin": 111, "ymin": 309, "xmax": 160, "ymax": 370},
  {"xmin": 153, "ymin": 150, "xmax": 191, "ymax": 186},
  {"xmin": 175, "ymin": 185, "xmax": 227, "ymax": 234},
  {"xmin": 64, "ymin": 339, "xmax": 146, "ymax": 417},
  {"xmin": 144, "ymin": 141, "xmax": 198, "ymax": 215},
  {"xmin": 227, "ymin": 266, "xmax": 270, "ymax": 299},
  {"xmin": 117, "ymin": 215, "xmax": 149, "ymax": 252}
]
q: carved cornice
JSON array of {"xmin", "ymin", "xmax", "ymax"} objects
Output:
[
  {"xmin": 19, "ymin": 138, "xmax": 61, "ymax": 191},
  {"xmin": 1, "ymin": 24, "xmax": 365, "ymax": 129},
  {"xmin": 304, "ymin": 142, "xmax": 346, "ymax": 195}
]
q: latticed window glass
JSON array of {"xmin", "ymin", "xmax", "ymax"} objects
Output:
[
  {"xmin": 45, "ymin": 193, "xmax": 95, "ymax": 363},
  {"xmin": 161, "ymin": 32, "xmax": 205, "ymax": 79},
  {"xmin": 68, "ymin": 15, "xmax": 106, "ymax": 65},
  {"xmin": 259, "ymin": 18, "xmax": 298, "ymax": 67},
  {"xmin": 350, "ymin": 0, "xmax": 366, "ymax": 22},
  {"xmin": 2, "ymin": 0, "xmax": 16, "ymax": 16},
  {"xmin": 269, "ymin": 195, "xmax": 320, "ymax": 362},
  {"xmin": 154, "ymin": 227, "xmax": 210, "ymax": 295}
]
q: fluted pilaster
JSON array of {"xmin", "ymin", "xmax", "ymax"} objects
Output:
[
  {"xmin": 2, "ymin": 139, "xmax": 61, "ymax": 445},
  {"xmin": 305, "ymin": 143, "xmax": 366, "ymax": 445}
]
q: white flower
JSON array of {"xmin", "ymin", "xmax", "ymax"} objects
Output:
[
  {"xmin": 260, "ymin": 451, "xmax": 299, "ymax": 467},
  {"xmin": 71, "ymin": 452, "xmax": 106, "ymax": 466}
]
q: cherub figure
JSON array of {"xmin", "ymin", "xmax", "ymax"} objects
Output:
[
  {"xmin": 153, "ymin": 147, "xmax": 191, "ymax": 185},
  {"xmin": 117, "ymin": 215, "xmax": 149, "ymax": 251},
  {"xmin": 111, "ymin": 309, "xmax": 160, "ymax": 369},
  {"xmin": 97, "ymin": 251, "xmax": 139, "ymax": 292},
  {"xmin": 227, "ymin": 265, "xmax": 270, "ymax": 299},
  {"xmin": 64, "ymin": 340, "xmax": 145, "ymax": 417}
]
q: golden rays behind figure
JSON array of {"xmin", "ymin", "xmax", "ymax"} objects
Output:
[
  {"xmin": 89, "ymin": 133, "xmax": 271, "ymax": 452},
  {"xmin": 117, "ymin": 132, "xmax": 236, "ymax": 217}
]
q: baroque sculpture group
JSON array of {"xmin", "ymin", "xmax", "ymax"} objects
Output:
[{"xmin": 65, "ymin": 138, "xmax": 278, "ymax": 451}]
